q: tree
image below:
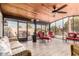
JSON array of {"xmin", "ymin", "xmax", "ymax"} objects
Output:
[
  {"xmin": 28, "ymin": 24, "xmax": 32, "ymax": 29},
  {"xmin": 64, "ymin": 16, "xmax": 79, "ymax": 32}
]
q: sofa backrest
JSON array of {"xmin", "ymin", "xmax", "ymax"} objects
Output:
[{"xmin": 68, "ymin": 33, "xmax": 76, "ymax": 38}]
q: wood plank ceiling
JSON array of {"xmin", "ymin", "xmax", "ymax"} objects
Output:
[{"xmin": 0, "ymin": 3, "xmax": 79, "ymax": 23}]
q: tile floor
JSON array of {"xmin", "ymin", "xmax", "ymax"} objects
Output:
[{"xmin": 21, "ymin": 38, "xmax": 72, "ymax": 56}]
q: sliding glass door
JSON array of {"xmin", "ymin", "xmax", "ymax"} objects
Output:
[
  {"xmin": 55, "ymin": 20, "xmax": 63, "ymax": 39},
  {"xmin": 4, "ymin": 18, "xmax": 29, "ymax": 41},
  {"xmin": 18, "ymin": 21, "xmax": 27, "ymax": 41},
  {"xmin": 51, "ymin": 22, "xmax": 56, "ymax": 35},
  {"xmin": 4, "ymin": 19, "xmax": 18, "ymax": 40}
]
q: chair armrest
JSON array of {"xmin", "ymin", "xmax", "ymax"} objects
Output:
[{"xmin": 13, "ymin": 50, "xmax": 31, "ymax": 56}]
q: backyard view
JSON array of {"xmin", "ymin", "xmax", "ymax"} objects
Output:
[
  {"xmin": 51, "ymin": 16, "xmax": 79, "ymax": 39},
  {"xmin": 3, "ymin": 16, "xmax": 79, "ymax": 41}
]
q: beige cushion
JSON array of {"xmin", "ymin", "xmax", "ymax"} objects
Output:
[{"xmin": 10, "ymin": 41, "xmax": 26, "ymax": 55}]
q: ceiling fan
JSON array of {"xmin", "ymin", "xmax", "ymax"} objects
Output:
[
  {"xmin": 52, "ymin": 4, "xmax": 67, "ymax": 14},
  {"xmin": 41, "ymin": 4, "xmax": 67, "ymax": 17}
]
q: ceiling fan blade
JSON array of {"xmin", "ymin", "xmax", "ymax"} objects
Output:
[
  {"xmin": 53, "ymin": 4, "xmax": 67, "ymax": 12},
  {"xmin": 57, "ymin": 11, "xmax": 67, "ymax": 13}
]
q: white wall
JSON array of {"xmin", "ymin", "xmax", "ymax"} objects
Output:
[{"xmin": 0, "ymin": 11, "xmax": 3, "ymax": 37}]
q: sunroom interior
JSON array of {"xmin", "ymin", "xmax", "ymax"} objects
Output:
[{"xmin": 0, "ymin": 3, "xmax": 79, "ymax": 56}]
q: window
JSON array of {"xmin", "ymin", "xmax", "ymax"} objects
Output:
[
  {"xmin": 45, "ymin": 24, "xmax": 49, "ymax": 33},
  {"xmin": 37, "ymin": 24, "xmax": 41, "ymax": 32},
  {"xmin": 73, "ymin": 16, "xmax": 79, "ymax": 32},
  {"xmin": 51, "ymin": 22, "xmax": 56, "ymax": 35},
  {"xmin": 55, "ymin": 20, "xmax": 63, "ymax": 39},
  {"xmin": 28, "ymin": 23, "xmax": 34, "ymax": 36},
  {"xmin": 19, "ymin": 22, "xmax": 27, "ymax": 39},
  {"xmin": 42, "ymin": 25, "xmax": 45, "ymax": 32},
  {"xmin": 4, "ymin": 18, "xmax": 18, "ymax": 40},
  {"xmin": 63, "ymin": 17, "xmax": 69, "ymax": 38}
]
